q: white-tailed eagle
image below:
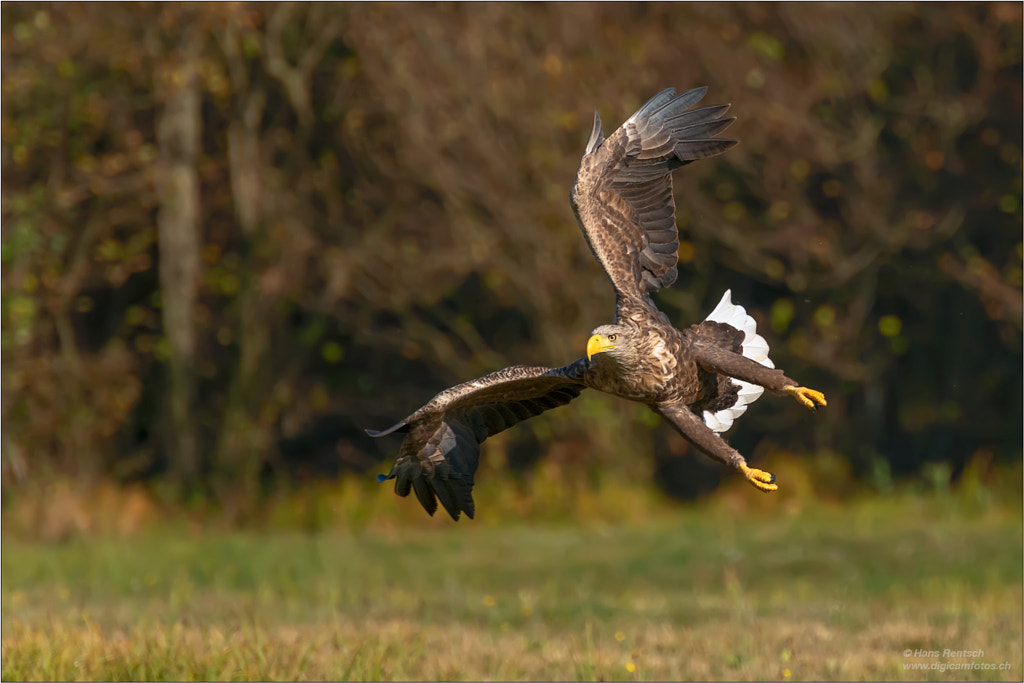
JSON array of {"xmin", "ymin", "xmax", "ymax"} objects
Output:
[{"xmin": 368, "ymin": 87, "xmax": 826, "ymax": 520}]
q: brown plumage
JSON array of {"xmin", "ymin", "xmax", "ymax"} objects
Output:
[{"xmin": 369, "ymin": 87, "xmax": 826, "ymax": 520}]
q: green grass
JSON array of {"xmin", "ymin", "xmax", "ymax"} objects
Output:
[{"xmin": 2, "ymin": 495, "xmax": 1022, "ymax": 681}]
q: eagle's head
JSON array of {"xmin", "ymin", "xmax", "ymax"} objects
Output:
[{"xmin": 586, "ymin": 324, "xmax": 638, "ymax": 364}]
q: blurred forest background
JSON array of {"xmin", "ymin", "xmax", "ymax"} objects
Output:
[{"xmin": 2, "ymin": 2, "xmax": 1021, "ymax": 521}]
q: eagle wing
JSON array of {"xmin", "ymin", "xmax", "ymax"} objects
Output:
[
  {"xmin": 570, "ymin": 87, "xmax": 737, "ymax": 315},
  {"xmin": 367, "ymin": 361, "xmax": 588, "ymax": 520}
]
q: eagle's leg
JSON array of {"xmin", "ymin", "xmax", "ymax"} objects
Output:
[
  {"xmin": 653, "ymin": 402, "xmax": 779, "ymax": 494},
  {"xmin": 690, "ymin": 342, "xmax": 828, "ymax": 413},
  {"xmin": 785, "ymin": 386, "xmax": 827, "ymax": 411}
]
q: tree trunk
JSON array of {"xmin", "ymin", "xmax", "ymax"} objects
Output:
[
  {"xmin": 156, "ymin": 33, "xmax": 203, "ymax": 497},
  {"xmin": 216, "ymin": 89, "xmax": 273, "ymax": 504}
]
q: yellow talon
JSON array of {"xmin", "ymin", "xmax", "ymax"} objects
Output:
[
  {"xmin": 787, "ymin": 385, "xmax": 827, "ymax": 411},
  {"xmin": 740, "ymin": 464, "xmax": 778, "ymax": 493}
]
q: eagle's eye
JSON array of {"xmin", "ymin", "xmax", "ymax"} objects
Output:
[{"xmin": 608, "ymin": 333, "xmax": 618, "ymax": 341}]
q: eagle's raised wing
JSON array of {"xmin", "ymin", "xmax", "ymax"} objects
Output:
[
  {"xmin": 570, "ymin": 87, "xmax": 737, "ymax": 315},
  {"xmin": 367, "ymin": 361, "xmax": 588, "ymax": 520}
]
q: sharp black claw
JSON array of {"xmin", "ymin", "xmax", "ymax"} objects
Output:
[{"xmin": 769, "ymin": 473, "xmax": 776, "ymax": 484}]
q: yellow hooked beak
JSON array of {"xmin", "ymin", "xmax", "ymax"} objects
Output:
[{"xmin": 586, "ymin": 333, "xmax": 616, "ymax": 361}]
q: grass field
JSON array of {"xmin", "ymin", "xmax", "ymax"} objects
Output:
[{"xmin": 2, "ymin": 491, "xmax": 1022, "ymax": 681}]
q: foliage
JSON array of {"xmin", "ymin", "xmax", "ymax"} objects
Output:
[{"xmin": 1, "ymin": 4, "xmax": 1021, "ymax": 501}]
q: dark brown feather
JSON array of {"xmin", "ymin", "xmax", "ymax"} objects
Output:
[
  {"xmin": 571, "ymin": 86, "xmax": 738, "ymax": 312},
  {"xmin": 368, "ymin": 362, "xmax": 588, "ymax": 520}
]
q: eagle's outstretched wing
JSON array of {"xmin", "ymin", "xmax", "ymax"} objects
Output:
[
  {"xmin": 570, "ymin": 87, "xmax": 737, "ymax": 314},
  {"xmin": 367, "ymin": 361, "xmax": 588, "ymax": 520}
]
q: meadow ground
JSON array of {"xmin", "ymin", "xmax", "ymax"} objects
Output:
[{"xmin": 2, "ymin": 485, "xmax": 1022, "ymax": 681}]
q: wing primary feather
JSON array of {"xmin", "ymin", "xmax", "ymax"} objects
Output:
[
  {"xmin": 648, "ymin": 86, "xmax": 706, "ymax": 119},
  {"xmin": 432, "ymin": 474, "xmax": 464, "ymax": 521},
  {"xmin": 664, "ymin": 103, "xmax": 731, "ymax": 126},
  {"xmin": 674, "ymin": 116, "xmax": 735, "ymax": 140},
  {"xmin": 674, "ymin": 138, "xmax": 738, "ymax": 162},
  {"xmin": 647, "ymin": 240, "xmax": 680, "ymax": 255},
  {"xmin": 394, "ymin": 473, "xmax": 413, "ymax": 498},
  {"xmin": 365, "ymin": 421, "xmax": 409, "ymax": 438},
  {"xmin": 411, "ymin": 477, "xmax": 438, "ymax": 516},
  {"xmin": 585, "ymin": 110, "xmax": 604, "ymax": 155},
  {"xmin": 630, "ymin": 87, "xmax": 677, "ymax": 122}
]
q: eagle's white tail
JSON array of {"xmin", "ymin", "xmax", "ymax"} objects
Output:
[{"xmin": 701, "ymin": 290, "xmax": 774, "ymax": 434}]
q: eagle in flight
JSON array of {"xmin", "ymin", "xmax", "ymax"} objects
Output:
[{"xmin": 368, "ymin": 86, "xmax": 826, "ymax": 520}]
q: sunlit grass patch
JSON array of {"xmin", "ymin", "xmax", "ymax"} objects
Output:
[{"xmin": 2, "ymin": 496, "xmax": 1021, "ymax": 681}]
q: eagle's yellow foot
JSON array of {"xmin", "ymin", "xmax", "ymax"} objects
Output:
[
  {"xmin": 739, "ymin": 463, "xmax": 778, "ymax": 493},
  {"xmin": 786, "ymin": 385, "xmax": 827, "ymax": 411}
]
